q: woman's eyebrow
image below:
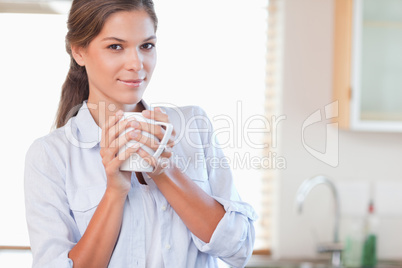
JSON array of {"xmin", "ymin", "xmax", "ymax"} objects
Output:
[
  {"xmin": 101, "ymin": 37, "xmax": 127, "ymax": 43},
  {"xmin": 144, "ymin": 35, "xmax": 157, "ymax": 42},
  {"xmin": 101, "ymin": 35, "xmax": 157, "ymax": 43}
]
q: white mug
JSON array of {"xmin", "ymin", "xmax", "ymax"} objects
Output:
[{"xmin": 118, "ymin": 112, "xmax": 173, "ymax": 172}]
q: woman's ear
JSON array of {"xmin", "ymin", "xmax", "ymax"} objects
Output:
[{"xmin": 71, "ymin": 45, "xmax": 86, "ymax": 66}]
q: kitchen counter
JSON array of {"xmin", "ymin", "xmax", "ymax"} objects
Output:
[{"xmin": 246, "ymin": 255, "xmax": 402, "ymax": 268}]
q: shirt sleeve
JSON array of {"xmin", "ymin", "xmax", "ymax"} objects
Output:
[
  {"xmin": 190, "ymin": 106, "xmax": 258, "ymax": 268},
  {"xmin": 24, "ymin": 138, "xmax": 79, "ymax": 268}
]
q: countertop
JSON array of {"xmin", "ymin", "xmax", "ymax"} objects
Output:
[{"xmin": 245, "ymin": 255, "xmax": 402, "ymax": 268}]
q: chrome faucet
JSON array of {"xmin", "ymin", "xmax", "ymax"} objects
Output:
[{"xmin": 295, "ymin": 175, "xmax": 342, "ymax": 267}]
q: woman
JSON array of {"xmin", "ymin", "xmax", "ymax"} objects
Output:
[{"xmin": 24, "ymin": 0, "xmax": 257, "ymax": 267}]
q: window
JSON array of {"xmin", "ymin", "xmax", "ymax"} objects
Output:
[
  {"xmin": 149, "ymin": 0, "xmax": 270, "ymax": 250},
  {"xmin": 0, "ymin": 13, "xmax": 69, "ymax": 247}
]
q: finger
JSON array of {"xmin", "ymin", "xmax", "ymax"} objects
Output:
[
  {"xmin": 101, "ymin": 128, "xmax": 139, "ymax": 166},
  {"xmin": 137, "ymin": 141, "xmax": 172, "ymax": 159},
  {"xmin": 134, "ymin": 120, "xmax": 176, "ymax": 148},
  {"xmin": 129, "ymin": 129, "xmax": 173, "ymax": 161},
  {"xmin": 108, "ymin": 142, "xmax": 141, "ymax": 172},
  {"xmin": 130, "ymin": 130, "xmax": 161, "ymax": 152},
  {"xmin": 166, "ymin": 138, "xmax": 175, "ymax": 148},
  {"xmin": 101, "ymin": 120, "xmax": 139, "ymax": 164},
  {"xmin": 130, "ymin": 127, "xmax": 174, "ymax": 156},
  {"xmin": 109, "ymin": 128, "xmax": 142, "ymax": 156},
  {"xmin": 137, "ymin": 147, "xmax": 172, "ymax": 176},
  {"xmin": 132, "ymin": 120, "xmax": 164, "ymax": 141},
  {"xmin": 136, "ymin": 147, "xmax": 158, "ymax": 167},
  {"xmin": 107, "ymin": 118, "xmax": 140, "ymax": 148},
  {"xmin": 140, "ymin": 109, "xmax": 176, "ymax": 149},
  {"xmin": 160, "ymin": 146, "xmax": 173, "ymax": 159},
  {"xmin": 101, "ymin": 110, "xmax": 124, "ymax": 148},
  {"xmin": 150, "ymin": 157, "xmax": 172, "ymax": 176},
  {"xmin": 150, "ymin": 109, "xmax": 176, "ymax": 145},
  {"xmin": 142, "ymin": 108, "xmax": 169, "ymax": 124}
]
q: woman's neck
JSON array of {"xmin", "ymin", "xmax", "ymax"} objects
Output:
[{"xmin": 87, "ymin": 99, "xmax": 145, "ymax": 128}]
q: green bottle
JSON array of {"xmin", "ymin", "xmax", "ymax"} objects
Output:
[
  {"xmin": 342, "ymin": 222, "xmax": 363, "ymax": 267},
  {"xmin": 361, "ymin": 200, "xmax": 377, "ymax": 268}
]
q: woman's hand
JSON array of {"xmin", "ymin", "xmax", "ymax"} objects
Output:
[
  {"xmin": 99, "ymin": 110, "xmax": 141, "ymax": 197},
  {"xmin": 130, "ymin": 107, "xmax": 176, "ymax": 176}
]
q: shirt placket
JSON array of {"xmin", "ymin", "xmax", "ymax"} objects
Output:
[
  {"xmin": 127, "ymin": 174, "xmax": 146, "ymax": 267},
  {"xmin": 144, "ymin": 173, "xmax": 173, "ymax": 267}
]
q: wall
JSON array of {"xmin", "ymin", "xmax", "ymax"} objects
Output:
[{"xmin": 273, "ymin": 0, "xmax": 402, "ymax": 260}]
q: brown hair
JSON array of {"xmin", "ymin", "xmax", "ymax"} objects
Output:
[{"xmin": 55, "ymin": 0, "xmax": 158, "ymax": 128}]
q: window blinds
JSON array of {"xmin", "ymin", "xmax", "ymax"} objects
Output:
[{"xmin": 254, "ymin": 0, "xmax": 282, "ymax": 253}]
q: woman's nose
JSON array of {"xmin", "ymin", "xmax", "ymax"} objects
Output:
[{"xmin": 126, "ymin": 49, "xmax": 143, "ymax": 72}]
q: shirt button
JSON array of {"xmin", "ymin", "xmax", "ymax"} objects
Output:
[
  {"xmin": 165, "ymin": 244, "xmax": 171, "ymax": 250},
  {"xmin": 161, "ymin": 205, "xmax": 167, "ymax": 211}
]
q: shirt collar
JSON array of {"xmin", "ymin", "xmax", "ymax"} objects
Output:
[{"xmin": 75, "ymin": 99, "xmax": 149, "ymax": 149}]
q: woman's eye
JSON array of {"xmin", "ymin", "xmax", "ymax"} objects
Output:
[
  {"xmin": 108, "ymin": 44, "xmax": 122, "ymax": 50},
  {"xmin": 141, "ymin": 43, "xmax": 155, "ymax": 50}
]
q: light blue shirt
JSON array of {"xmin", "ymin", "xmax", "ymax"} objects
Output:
[{"xmin": 24, "ymin": 101, "xmax": 257, "ymax": 268}]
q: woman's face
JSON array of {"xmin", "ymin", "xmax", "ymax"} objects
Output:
[{"xmin": 76, "ymin": 10, "xmax": 157, "ymax": 107}]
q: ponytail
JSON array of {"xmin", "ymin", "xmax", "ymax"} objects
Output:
[{"xmin": 55, "ymin": 59, "xmax": 89, "ymax": 128}]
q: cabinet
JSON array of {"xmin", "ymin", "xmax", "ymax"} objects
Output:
[{"xmin": 333, "ymin": 0, "xmax": 402, "ymax": 132}]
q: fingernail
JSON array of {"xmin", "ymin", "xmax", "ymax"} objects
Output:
[
  {"xmin": 130, "ymin": 121, "xmax": 140, "ymax": 128},
  {"xmin": 116, "ymin": 110, "xmax": 124, "ymax": 116},
  {"xmin": 142, "ymin": 110, "xmax": 151, "ymax": 116},
  {"xmin": 131, "ymin": 129, "xmax": 141, "ymax": 137}
]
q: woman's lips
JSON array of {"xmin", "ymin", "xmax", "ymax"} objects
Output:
[{"xmin": 118, "ymin": 79, "xmax": 144, "ymax": 87}]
